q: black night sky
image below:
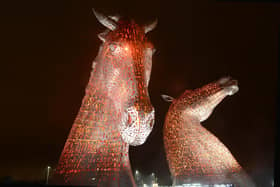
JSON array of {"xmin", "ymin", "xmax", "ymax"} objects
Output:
[{"xmin": 1, "ymin": 1, "xmax": 279, "ymax": 186}]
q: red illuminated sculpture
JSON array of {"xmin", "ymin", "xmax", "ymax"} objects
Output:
[
  {"xmin": 162, "ymin": 77, "xmax": 255, "ymax": 187},
  {"xmin": 53, "ymin": 9, "xmax": 157, "ymax": 186}
]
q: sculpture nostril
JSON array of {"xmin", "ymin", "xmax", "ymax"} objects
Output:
[
  {"xmin": 127, "ymin": 113, "xmax": 136, "ymax": 127},
  {"xmin": 149, "ymin": 118, "xmax": 154, "ymax": 128},
  {"xmin": 127, "ymin": 114, "xmax": 132, "ymax": 127},
  {"xmin": 126, "ymin": 106, "xmax": 137, "ymax": 127}
]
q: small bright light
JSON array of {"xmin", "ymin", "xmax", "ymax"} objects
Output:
[
  {"xmin": 124, "ymin": 46, "xmax": 129, "ymax": 51},
  {"xmin": 152, "ymin": 183, "xmax": 159, "ymax": 187},
  {"xmin": 92, "ymin": 178, "xmax": 95, "ymax": 181},
  {"xmin": 47, "ymin": 166, "xmax": 51, "ymax": 169}
]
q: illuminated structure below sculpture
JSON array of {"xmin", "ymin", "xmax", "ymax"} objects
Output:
[
  {"xmin": 52, "ymin": 9, "xmax": 157, "ymax": 186},
  {"xmin": 162, "ymin": 77, "xmax": 255, "ymax": 187}
]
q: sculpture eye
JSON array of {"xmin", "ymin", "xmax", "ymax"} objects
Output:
[{"xmin": 109, "ymin": 43, "xmax": 117, "ymax": 52}]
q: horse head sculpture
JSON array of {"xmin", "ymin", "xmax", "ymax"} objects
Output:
[
  {"xmin": 53, "ymin": 10, "xmax": 157, "ymax": 186},
  {"xmin": 162, "ymin": 77, "xmax": 255, "ymax": 186},
  {"xmin": 93, "ymin": 9, "xmax": 156, "ymax": 145}
]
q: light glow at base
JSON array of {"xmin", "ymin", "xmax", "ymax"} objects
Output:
[{"xmin": 178, "ymin": 184, "xmax": 233, "ymax": 187}]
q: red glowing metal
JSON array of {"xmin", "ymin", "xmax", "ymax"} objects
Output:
[
  {"xmin": 52, "ymin": 11, "xmax": 156, "ymax": 186},
  {"xmin": 163, "ymin": 77, "xmax": 255, "ymax": 186}
]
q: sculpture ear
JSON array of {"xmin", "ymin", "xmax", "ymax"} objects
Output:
[
  {"xmin": 161, "ymin": 94, "xmax": 174, "ymax": 103},
  {"xmin": 92, "ymin": 61, "xmax": 97, "ymax": 69},
  {"xmin": 98, "ymin": 30, "xmax": 109, "ymax": 42}
]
